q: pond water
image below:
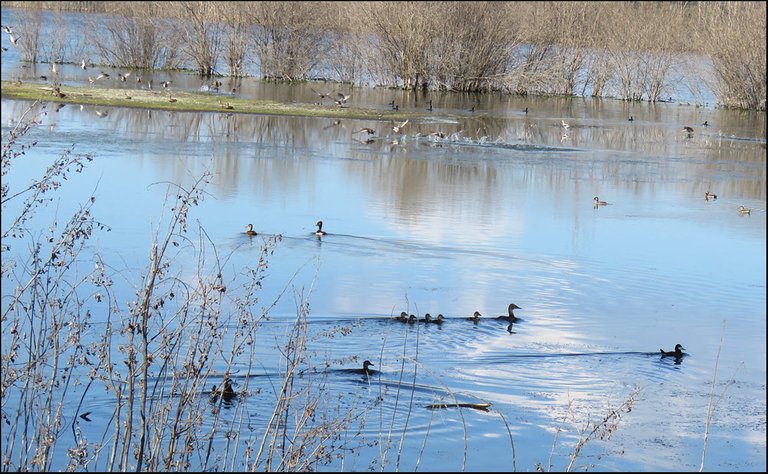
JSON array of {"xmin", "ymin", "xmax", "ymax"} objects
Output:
[{"xmin": 2, "ymin": 8, "xmax": 766, "ymax": 474}]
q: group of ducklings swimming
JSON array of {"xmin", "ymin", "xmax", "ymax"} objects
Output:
[{"xmin": 394, "ymin": 303, "xmax": 523, "ymax": 327}]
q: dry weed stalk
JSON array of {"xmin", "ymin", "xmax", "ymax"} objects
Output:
[{"xmin": 541, "ymin": 386, "xmax": 641, "ymax": 472}]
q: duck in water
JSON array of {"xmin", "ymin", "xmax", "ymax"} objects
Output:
[
  {"xmin": 353, "ymin": 360, "xmax": 378, "ymax": 375},
  {"xmin": 315, "ymin": 220, "xmax": 327, "ymax": 236},
  {"xmin": 244, "ymin": 223, "xmax": 257, "ymax": 236},
  {"xmin": 496, "ymin": 303, "xmax": 522, "ymax": 322},
  {"xmin": 660, "ymin": 344, "xmax": 686, "ymax": 358},
  {"xmin": 467, "ymin": 311, "xmax": 482, "ymax": 323},
  {"xmin": 210, "ymin": 378, "xmax": 237, "ymax": 401},
  {"xmin": 593, "ymin": 196, "xmax": 609, "ymax": 207},
  {"xmin": 430, "ymin": 314, "xmax": 445, "ymax": 325}
]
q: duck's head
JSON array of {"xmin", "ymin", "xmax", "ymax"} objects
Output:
[
  {"xmin": 316, "ymin": 220, "xmax": 323, "ymax": 229},
  {"xmin": 246, "ymin": 223, "xmax": 254, "ymax": 231},
  {"xmin": 509, "ymin": 303, "xmax": 521, "ymax": 311},
  {"xmin": 473, "ymin": 311, "xmax": 482, "ymax": 318},
  {"xmin": 674, "ymin": 344, "xmax": 686, "ymax": 352},
  {"xmin": 363, "ymin": 360, "xmax": 374, "ymax": 370},
  {"xmin": 435, "ymin": 314, "xmax": 444, "ymax": 322}
]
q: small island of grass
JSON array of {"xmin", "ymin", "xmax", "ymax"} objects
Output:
[{"xmin": 0, "ymin": 80, "xmax": 421, "ymax": 122}]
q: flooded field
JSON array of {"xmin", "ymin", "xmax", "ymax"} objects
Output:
[{"xmin": 2, "ymin": 8, "xmax": 766, "ymax": 473}]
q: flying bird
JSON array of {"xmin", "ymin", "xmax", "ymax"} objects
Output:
[{"xmin": 391, "ymin": 119, "xmax": 409, "ymax": 134}]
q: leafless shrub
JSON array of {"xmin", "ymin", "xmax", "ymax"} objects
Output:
[
  {"xmin": 87, "ymin": 3, "xmax": 182, "ymax": 70},
  {"xmin": 9, "ymin": 3, "xmax": 43, "ymax": 63},
  {"xmin": 541, "ymin": 386, "xmax": 641, "ymax": 472},
  {"xmin": 168, "ymin": 1, "xmax": 224, "ymax": 76},
  {"xmin": 429, "ymin": 2, "xmax": 521, "ymax": 92},
  {"xmin": 220, "ymin": 3, "xmax": 250, "ymax": 77},
  {"xmin": 1, "ymin": 103, "xmax": 108, "ymax": 471},
  {"xmin": 693, "ymin": 2, "xmax": 767, "ymax": 110},
  {"xmin": 248, "ymin": 2, "xmax": 332, "ymax": 81}
]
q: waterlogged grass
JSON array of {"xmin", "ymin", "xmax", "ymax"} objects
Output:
[{"xmin": 0, "ymin": 80, "xmax": 419, "ymax": 121}]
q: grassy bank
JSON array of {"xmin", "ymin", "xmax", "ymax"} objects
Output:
[{"xmin": 0, "ymin": 80, "xmax": 419, "ymax": 121}]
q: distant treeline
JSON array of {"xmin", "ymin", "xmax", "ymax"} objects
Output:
[{"xmin": 4, "ymin": 1, "xmax": 766, "ymax": 109}]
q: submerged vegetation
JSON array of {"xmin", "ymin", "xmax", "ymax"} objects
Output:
[{"xmin": 3, "ymin": 1, "xmax": 766, "ymax": 110}]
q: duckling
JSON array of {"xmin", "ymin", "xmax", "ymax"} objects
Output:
[
  {"xmin": 244, "ymin": 223, "xmax": 258, "ymax": 236},
  {"xmin": 315, "ymin": 220, "xmax": 327, "ymax": 236},
  {"xmin": 660, "ymin": 344, "xmax": 686, "ymax": 358},
  {"xmin": 738, "ymin": 206, "xmax": 751, "ymax": 215},
  {"xmin": 420, "ymin": 313, "xmax": 432, "ymax": 323},
  {"xmin": 593, "ymin": 196, "xmax": 609, "ymax": 206},
  {"xmin": 705, "ymin": 191, "xmax": 717, "ymax": 201},
  {"xmin": 496, "ymin": 303, "xmax": 521, "ymax": 322},
  {"xmin": 467, "ymin": 311, "xmax": 482, "ymax": 322},
  {"xmin": 430, "ymin": 314, "xmax": 445, "ymax": 325}
]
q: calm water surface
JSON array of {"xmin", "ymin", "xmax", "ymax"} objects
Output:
[{"xmin": 2, "ymin": 12, "xmax": 766, "ymax": 473}]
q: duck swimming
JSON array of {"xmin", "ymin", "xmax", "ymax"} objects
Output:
[
  {"xmin": 420, "ymin": 313, "xmax": 432, "ymax": 323},
  {"xmin": 395, "ymin": 311, "xmax": 409, "ymax": 322},
  {"xmin": 210, "ymin": 378, "xmax": 237, "ymax": 401},
  {"xmin": 315, "ymin": 220, "xmax": 327, "ymax": 236},
  {"xmin": 467, "ymin": 311, "xmax": 482, "ymax": 322},
  {"xmin": 244, "ymin": 223, "xmax": 257, "ymax": 236},
  {"xmin": 353, "ymin": 360, "xmax": 377, "ymax": 375},
  {"xmin": 660, "ymin": 344, "xmax": 686, "ymax": 358},
  {"xmin": 738, "ymin": 206, "xmax": 751, "ymax": 215},
  {"xmin": 593, "ymin": 196, "xmax": 609, "ymax": 206},
  {"xmin": 430, "ymin": 314, "xmax": 445, "ymax": 325},
  {"xmin": 705, "ymin": 191, "xmax": 717, "ymax": 201},
  {"xmin": 496, "ymin": 303, "xmax": 521, "ymax": 322}
]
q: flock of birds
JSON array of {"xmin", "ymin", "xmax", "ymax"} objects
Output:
[{"xmin": 237, "ymin": 219, "xmax": 691, "ymax": 381}]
